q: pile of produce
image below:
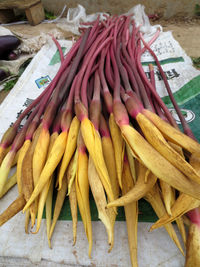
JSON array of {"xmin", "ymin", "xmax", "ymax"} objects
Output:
[{"xmin": 0, "ymin": 13, "xmax": 200, "ymax": 267}]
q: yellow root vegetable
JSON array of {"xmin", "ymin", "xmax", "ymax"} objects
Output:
[
  {"xmin": 122, "ymin": 154, "xmax": 138, "ymax": 267},
  {"xmin": 81, "ymin": 117, "xmax": 115, "ymax": 203},
  {"xmin": 109, "ymin": 113, "xmax": 125, "ymax": 189},
  {"xmin": 142, "ymin": 109, "xmax": 200, "ymax": 154},
  {"xmin": 0, "ymin": 150, "xmax": 16, "ymax": 196},
  {"xmin": 150, "ymin": 193, "xmax": 200, "ymax": 231},
  {"xmin": 145, "ymin": 184, "xmax": 184, "ymax": 255},
  {"xmin": 107, "ymin": 162, "xmax": 157, "ymax": 208},
  {"xmin": 32, "ymin": 178, "xmax": 52, "ymax": 234},
  {"xmin": 23, "ymin": 130, "xmax": 68, "ymax": 213},
  {"xmin": 17, "ymin": 140, "xmax": 31, "ymax": 195},
  {"xmin": 49, "ymin": 170, "xmax": 68, "ymax": 241},
  {"xmin": 185, "ymin": 223, "xmax": 200, "ymax": 266},
  {"xmin": 0, "ymin": 146, "xmax": 10, "ymax": 166},
  {"xmin": 75, "ymin": 133, "xmax": 92, "ymax": 257},
  {"xmin": 0, "ymin": 171, "xmax": 17, "ymax": 198},
  {"xmin": 120, "ymin": 124, "xmax": 200, "ymax": 201},
  {"xmin": 159, "ymin": 180, "xmax": 174, "ymax": 216},
  {"xmin": 126, "ymin": 143, "xmax": 136, "ymax": 183},
  {"xmin": 32, "ymin": 127, "xmax": 50, "ymax": 187},
  {"xmin": 136, "ymin": 113, "xmax": 200, "ymax": 184},
  {"xmin": 32, "ymin": 131, "xmax": 59, "ymax": 234},
  {"xmin": 101, "ymin": 126, "xmax": 120, "ymax": 242},
  {"xmin": 88, "ymin": 156, "xmax": 114, "ymax": 251},
  {"xmin": 46, "ymin": 175, "xmax": 54, "ymax": 248},
  {"xmin": 21, "ymin": 125, "xmax": 42, "ymax": 227},
  {"xmin": 151, "ymin": 152, "xmax": 200, "ymax": 231},
  {"xmin": 67, "ymin": 154, "xmax": 78, "ymax": 246},
  {"xmin": 101, "ymin": 130, "xmax": 119, "ymax": 200},
  {"xmin": 25, "ymin": 209, "xmax": 30, "ymax": 234},
  {"xmin": 0, "ymin": 195, "xmax": 26, "ymax": 226},
  {"xmin": 58, "ymin": 116, "xmax": 80, "ymax": 190},
  {"xmin": 172, "ymin": 193, "xmax": 187, "ymax": 247},
  {"xmin": 31, "ymin": 127, "xmax": 50, "ymax": 223}
]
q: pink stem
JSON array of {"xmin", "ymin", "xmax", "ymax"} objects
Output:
[
  {"xmin": 140, "ymin": 34, "xmax": 195, "ymax": 138},
  {"xmin": 51, "ymin": 35, "xmax": 64, "ymax": 63},
  {"xmin": 74, "ymin": 23, "xmax": 114, "ymax": 106},
  {"xmin": 80, "ymin": 36, "xmax": 113, "ymax": 109}
]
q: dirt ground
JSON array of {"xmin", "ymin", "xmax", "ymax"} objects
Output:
[
  {"xmin": 153, "ymin": 17, "xmax": 200, "ymax": 58},
  {"xmin": 0, "ymin": 18, "xmax": 200, "ymax": 104}
]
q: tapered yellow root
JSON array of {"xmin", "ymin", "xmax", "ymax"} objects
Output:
[
  {"xmin": 27, "ymin": 131, "xmax": 58, "ymax": 230},
  {"xmin": 31, "ymin": 127, "xmax": 50, "ymax": 223},
  {"xmin": 23, "ymin": 130, "xmax": 67, "ymax": 213},
  {"xmin": 49, "ymin": 171, "xmax": 68, "ymax": 240},
  {"xmin": 32, "ymin": 178, "xmax": 52, "ymax": 234},
  {"xmin": 107, "ymin": 162, "xmax": 157, "ymax": 208},
  {"xmin": 102, "ymin": 134, "xmax": 119, "ymax": 200},
  {"xmin": 126, "ymin": 143, "xmax": 136, "ymax": 183},
  {"xmin": 0, "ymin": 171, "xmax": 17, "ymax": 198},
  {"xmin": 122, "ymin": 155, "xmax": 138, "ymax": 267},
  {"xmin": 75, "ymin": 140, "xmax": 92, "ymax": 258},
  {"xmin": 185, "ymin": 223, "xmax": 200, "ymax": 266},
  {"xmin": 137, "ymin": 113, "xmax": 200, "ymax": 184},
  {"xmin": 151, "ymin": 193, "xmax": 200, "ymax": 231},
  {"xmin": 0, "ymin": 150, "xmax": 16, "ymax": 196},
  {"xmin": 88, "ymin": 156, "xmax": 113, "ymax": 251},
  {"xmin": 58, "ymin": 116, "xmax": 80, "ymax": 190},
  {"xmin": 159, "ymin": 180, "xmax": 174, "ymax": 216},
  {"xmin": 120, "ymin": 124, "xmax": 200, "ymax": 201},
  {"xmin": 17, "ymin": 140, "xmax": 31, "ymax": 195},
  {"xmin": 21, "ymin": 124, "xmax": 42, "ymax": 227},
  {"xmin": 0, "ymin": 195, "xmax": 26, "ymax": 226},
  {"xmin": 67, "ymin": 154, "xmax": 78, "ymax": 246},
  {"xmin": 25, "ymin": 209, "xmax": 30, "ymax": 234},
  {"xmin": 109, "ymin": 113, "xmax": 125, "ymax": 189},
  {"xmin": 145, "ymin": 184, "xmax": 184, "ymax": 255},
  {"xmin": 0, "ymin": 146, "xmax": 9, "ymax": 166},
  {"xmin": 142, "ymin": 109, "xmax": 200, "ymax": 154},
  {"xmin": 152, "ymin": 151, "xmax": 200, "ymax": 231},
  {"xmin": 46, "ymin": 175, "xmax": 54, "ymax": 248},
  {"xmin": 81, "ymin": 117, "xmax": 115, "ymax": 204}
]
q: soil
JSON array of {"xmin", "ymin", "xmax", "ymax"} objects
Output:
[
  {"xmin": 0, "ymin": 17, "xmax": 200, "ymax": 104},
  {"xmin": 152, "ymin": 17, "xmax": 200, "ymax": 58}
]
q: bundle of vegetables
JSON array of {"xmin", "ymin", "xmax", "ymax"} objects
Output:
[{"xmin": 0, "ymin": 13, "xmax": 200, "ymax": 266}]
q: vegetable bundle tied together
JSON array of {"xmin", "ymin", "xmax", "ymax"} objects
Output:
[{"xmin": 0, "ymin": 13, "xmax": 200, "ymax": 267}]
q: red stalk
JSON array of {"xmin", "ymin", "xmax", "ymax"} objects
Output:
[
  {"xmin": 149, "ymin": 64, "xmax": 167, "ymax": 120},
  {"xmin": 109, "ymin": 44, "xmax": 120, "ymax": 102},
  {"xmin": 74, "ymin": 23, "xmax": 114, "ymax": 107},
  {"xmin": 136, "ymin": 44, "xmax": 177, "ymax": 127},
  {"xmin": 11, "ymin": 35, "xmax": 83, "ymax": 135},
  {"xmin": 116, "ymin": 38, "xmax": 133, "ymax": 96},
  {"xmin": 80, "ymin": 36, "xmax": 113, "ymax": 109},
  {"xmin": 120, "ymin": 53, "xmax": 141, "ymax": 98},
  {"xmin": 127, "ymin": 20, "xmax": 136, "ymax": 62},
  {"xmin": 11, "ymin": 104, "xmax": 40, "ymax": 153},
  {"xmin": 140, "ymin": 34, "xmax": 195, "ymax": 139},
  {"xmin": 51, "ymin": 35, "xmax": 64, "ymax": 63},
  {"xmin": 99, "ymin": 46, "xmax": 113, "ymax": 114},
  {"xmin": 121, "ymin": 25, "xmax": 151, "ymax": 110},
  {"xmin": 83, "ymin": 17, "xmax": 100, "ymax": 54},
  {"xmin": 139, "ymin": 32, "xmax": 200, "ymax": 243},
  {"xmin": 89, "ymin": 70, "xmax": 101, "ymax": 130}
]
